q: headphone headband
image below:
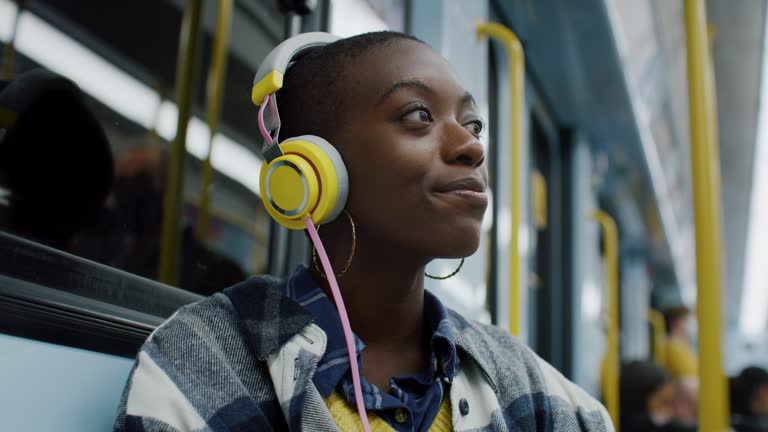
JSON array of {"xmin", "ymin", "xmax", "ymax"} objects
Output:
[
  {"xmin": 253, "ymin": 32, "xmax": 349, "ymax": 231},
  {"xmin": 251, "ymin": 32, "xmax": 340, "ymax": 106}
]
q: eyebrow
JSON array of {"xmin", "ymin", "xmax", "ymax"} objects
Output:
[
  {"xmin": 376, "ymin": 79, "xmax": 478, "ymax": 109},
  {"xmin": 377, "ymin": 79, "xmax": 436, "ymax": 105},
  {"xmin": 461, "ymin": 91, "xmax": 477, "ymax": 108}
]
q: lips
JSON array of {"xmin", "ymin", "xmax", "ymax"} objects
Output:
[
  {"xmin": 432, "ymin": 176, "xmax": 489, "ymax": 209},
  {"xmin": 433, "ymin": 177, "xmax": 487, "ymax": 194}
]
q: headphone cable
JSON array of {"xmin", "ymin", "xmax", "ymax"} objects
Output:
[{"xmin": 258, "ymin": 94, "xmax": 371, "ymax": 431}]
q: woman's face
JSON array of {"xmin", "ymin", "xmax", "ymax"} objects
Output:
[
  {"xmin": 334, "ymin": 39, "xmax": 488, "ymax": 260},
  {"xmin": 647, "ymin": 382, "xmax": 676, "ymax": 425},
  {"xmin": 751, "ymin": 384, "xmax": 768, "ymax": 417}
]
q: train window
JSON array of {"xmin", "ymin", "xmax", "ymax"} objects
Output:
[{"xmin": 0, "ymin": 0, "xmax": 325, "ymax": 353}]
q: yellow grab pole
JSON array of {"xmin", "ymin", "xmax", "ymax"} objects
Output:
[
  {"xmin": 158, "ymin": 0, "xmax": 202, "ymax": 285},
  {"xmin": 147, "ymin": 83, "xmax": 165, "ymax": 144},
  {"xmin": 476, "ymin": 22, "xmax": 525, "ymax": 337},
  {"xmin": 1, "ymin": 0, "xmax": 26, "ymax": 80},
  {"xmin": 591, "ymin": 210, "xmax": 619, "ymax": 429},
  {"xmin": 647, "ymin": 309, "xmax": 667, "ymax": 367},
  {"xmin": 684, "ymin": 1, "xmax": 728, "ymax": 430},
  {"xmin": 197, "ymin": 0, "xmax": 233, "ymax": 241}
]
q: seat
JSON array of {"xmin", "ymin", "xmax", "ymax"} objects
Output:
[{"xmin": 0, "ymin": 332, "xmax": 134, "ymax": 431}]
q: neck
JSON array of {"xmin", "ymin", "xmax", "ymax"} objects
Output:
[
  {"xmin": 309, "ymin": 222, "xmax": 441, "ymax": 389},
  {"xmin": 311, "ymin": 230, "xmax": 428, "ymax": 350}
]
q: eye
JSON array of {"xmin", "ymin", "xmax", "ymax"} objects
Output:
[
  {"xmin": 465, "ymin": 119, "xmax": 484, "ymax": 138},
  {"xmin": 402, "ymin": 107, "xmax": 432, "ymax": 123}
]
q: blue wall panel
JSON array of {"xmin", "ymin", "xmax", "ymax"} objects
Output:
[{"xmin": 0, "ymin": 333, "xmax": 134, "ymax": 432}]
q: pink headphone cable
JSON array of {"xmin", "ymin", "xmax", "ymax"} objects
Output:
[
  {"xmin": 258, "ymin": 96, "xmax": 274, "ymax": 146},
  {"xmin": 305, "ymin": 219, "xmax": 371, "ymax": 431},
  {"xmin": 259, "ymin": 95, "xmax": 371, "ymax": 431}
]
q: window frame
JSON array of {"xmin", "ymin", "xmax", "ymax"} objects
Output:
[{"xmin": 0, "ymin": 231, "xmax": 202, "ymax": 357}]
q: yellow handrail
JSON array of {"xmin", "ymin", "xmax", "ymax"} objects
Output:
[
  {"xmin": 146, "ymin": 83, "xmax": 166, "ymax": 144},
  {"xmin": 684, "ymin": 1, "xmax": 728, "ymax": 430},
  {"xmin": 1, "ymin": 0, "xmax": 26, "ymax": 80},
  {"xmin": 197, "ymin": 0, "xmax": 233, "ymax": 241},
  {"xmin": 647, "ymin": 309, "xmax": 667, "ymax": 367},
  {"xmin": 591, "ymin": 210, "xmax": 619, "ymax": 429},
  {"xmin": 158, "ymin": 0, "xmax": 202, "ymax": 285},
  {"xmin": 476, "ymin": 22, "xmax": 525, "ymax": 337}
]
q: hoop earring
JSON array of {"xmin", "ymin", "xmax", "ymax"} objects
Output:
[
  {"xmin": 312, "ymin": 210, "xmax": 356, "ymax": 279},
  {"xmin": 425, "ymin": 258, "xmax": 465, "ymax": 280}
]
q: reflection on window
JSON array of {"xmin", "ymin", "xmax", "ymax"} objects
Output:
[{"xmin": 0, "ymin": 1, "xmax": 280, "ymax": 300}]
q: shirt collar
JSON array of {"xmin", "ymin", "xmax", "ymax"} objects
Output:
[
  {"xmin": 283, "ymin": 266, "xmax": 459, "ymax": 397},
  {"xmin": 424, "ymin": 288, "xmax": 459, "ymax": 380},
  {"xmin": 223, "ymin": 273, "xmax": 312, "ymax": 361}
]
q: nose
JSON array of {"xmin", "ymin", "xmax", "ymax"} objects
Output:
[{"xmin": 442, "ymin": 122, "xmax": 485, "ymax": 168}]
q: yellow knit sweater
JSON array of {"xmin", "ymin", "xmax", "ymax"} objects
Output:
[{"xmin": 324, "ymin": 389, "xmax": 453, "ymax": 432}]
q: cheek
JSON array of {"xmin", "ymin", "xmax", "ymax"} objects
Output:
[
  {"xmin": 650, "ymin": 385, "xmax": 677, "ymax": 412},
  {"xmin": 341, "ymin": 138, "xmax": 440, "ymax": 239},
  {"xmin": 344, "ymin": 135, "xmax": 433, "ymax": 204},
  {"xmin": 758, "ymin": 391, "xmax": 768, "ymax": 415}
]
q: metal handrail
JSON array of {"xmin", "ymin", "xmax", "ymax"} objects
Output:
[
  {"xmin": 591, "ymin": 210, "xmax": 619, "ymax": 429},
  {"xmin": 0, "ymin": 0, "xmax": 25, "ymax": 80},
  {"xmin": 684, "ymin": 1, "xmax": 728, "ymax": 430},
  {"xmin": 158, "ymin": 0, "xmax": 202, "ymax": 285},
  {"xmin": 197, "ymin": 0, "xmax": 233, "ymax": 241},
  {"xmin": 647, "ymin": 309, "xmax": 667, "ymax": 367},
  {"xmin": 476, "ymin": 22, "xmax": 525, "ymax": 337}
]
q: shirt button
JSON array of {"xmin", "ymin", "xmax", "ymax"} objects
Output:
[
  {"xmin": 459, "ymin": 398, "xmax": 470, "ymax": 416},
  {"xmin": 394, "ymin": 408, "xmax": 408, "ymax": 423}
]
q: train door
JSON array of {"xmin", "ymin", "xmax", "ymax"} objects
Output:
[{"xmin": 527, "ymin": 112, "xmax": 573, "ymax": 376}]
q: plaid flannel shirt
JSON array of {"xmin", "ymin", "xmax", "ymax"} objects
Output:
[{"xmin": 114, "ymin": 271, "xmax": 614, "ymax": 431}]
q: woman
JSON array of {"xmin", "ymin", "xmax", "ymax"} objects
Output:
[
  {"xmin": 115, "ymin": 31, "xmax": 612, "ymax": 431},
  {"xmin": 662, "ymin": 306, "xmax": 699, "ymax": 426},
  {"xmin": 731, "ymin": 366, "xmax": 768, "ymax": 432},
  {"xmin": 620, "ymin": 361, "xmax": 682, "ymax": 432}
]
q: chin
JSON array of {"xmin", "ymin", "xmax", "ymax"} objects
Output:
[{"xmin": 432, "ymin": 224, "xmax": 482, "ymax": 258}]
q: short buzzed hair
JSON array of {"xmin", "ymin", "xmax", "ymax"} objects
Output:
[{"xmin": 276, "ymin": 31, "xmax": 426, "ymax": 142}]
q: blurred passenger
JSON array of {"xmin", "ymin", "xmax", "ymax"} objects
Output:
[
  {"xmin": 664, "ymin": 306, "xmax": 699, "ymax": 379},
  {"xmin": 730, "ymin": 366, "xmax": 768, "ymax": 432},
  {"xmin": 0, "ymin": 68, "xmax": 113, "ymax": 250},
  {"xmin": 663, "ymin": 305, "xmax": 700, "ymax": 426},
  {"xmin": 620, "ymin": 360, "xmax": 692, "ymax": 432}
]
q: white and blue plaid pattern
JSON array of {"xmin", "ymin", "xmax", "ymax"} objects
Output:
[
  {"xmin": 115, "ymin": 270, "xmax": 615, "ymax": 432},
  {"xmin": 284, "ymin": 266, "xmax": 456, "ymax": 431}
]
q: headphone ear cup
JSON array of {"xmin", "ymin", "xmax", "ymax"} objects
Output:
[
  {"xmin": 291, "ymin": 135, "xmax": 348, "ymax": 223},
  {"xmin": 259, "ymin": 135, "xmax": 348, "ymax": 229}
]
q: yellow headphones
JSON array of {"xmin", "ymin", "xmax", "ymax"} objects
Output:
[{"xmin": 251, "ymin": 32, "xmax": 348, "ymax": 230}]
